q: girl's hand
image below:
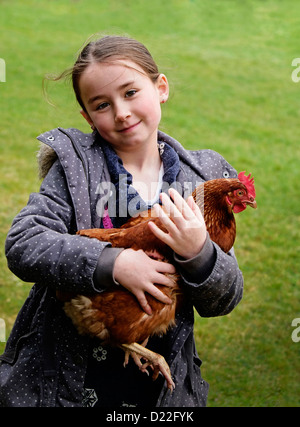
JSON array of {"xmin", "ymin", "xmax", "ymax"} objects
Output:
[
  {"xmin": 148, "ymin": 189, "xmax": 207, "ymax": 259},
  {"xmin": 113, "ymin": 248, "xmax": 176, "ymax": 315}
]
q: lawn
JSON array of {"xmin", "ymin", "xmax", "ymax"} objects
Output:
[{"xmin": 0, "ymin": 0, "xmax": 299, "ymax": 407}]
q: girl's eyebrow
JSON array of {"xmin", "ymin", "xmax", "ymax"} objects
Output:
[{"xmin": 87, "ymin": 80, "xmax": 135, "ymax": 105}]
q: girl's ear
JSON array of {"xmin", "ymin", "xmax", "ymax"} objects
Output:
[
  {"xmin": 80, "ymin": 110, "xmax": 95, "ymax": 129},
  {"xmin": 156, "ymin": 74, "xmax": 169, "ymax": 103}
]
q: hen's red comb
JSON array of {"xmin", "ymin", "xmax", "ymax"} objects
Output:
[{"xmin": 238, "ymin": 171, "xmax": 256, "ymax": 198}]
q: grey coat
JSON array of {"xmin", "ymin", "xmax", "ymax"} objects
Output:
[{"xmin": 0, "ymin": 128, "xmax": 243, "ymax": 407}]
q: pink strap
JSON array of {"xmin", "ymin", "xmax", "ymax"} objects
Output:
[{"xmin": 102, "ymin": 207, "xmax": 114, "ymax": 229}]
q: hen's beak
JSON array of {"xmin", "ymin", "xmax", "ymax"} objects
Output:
[{"xmin": 245, "ymin": 198, "xmax": 257, "ymax": 209}]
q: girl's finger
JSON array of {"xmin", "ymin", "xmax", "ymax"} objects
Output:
[
  {"xmin": 168, "ymin": 189, "xmax": 194, "ymax": 220},
  {"xmin": 148, "ymin": 217, "xmax": 173, "ymax": 247},
  {"xmin": 136, "ymin": 292, "xmax": 152, "ymax": 315},
  {"xmin": 153, "ymin": 259, "xmax": 176, "ymax": 275},
  {"xmin": 187, "ymin": 195, "xmax": 205, "ymax": 222},
  {"xmin": 160, "ymin": 192, "xmax": 182, "ymax": 220},
  {"xmin": 147, "ymin": 284, "xmax": 173, "ymax": 305},
  {"xmin": 152, "ymin": 203, "xmax": 178, "ymax": 235},
  {"xmin": 154, "ymin": 272, "xmax": 177, "ymax": 289}
]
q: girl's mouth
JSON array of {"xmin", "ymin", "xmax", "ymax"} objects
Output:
[{"xmin": 118, "ymin": 121, "xmax": 141, "ymax": 133}]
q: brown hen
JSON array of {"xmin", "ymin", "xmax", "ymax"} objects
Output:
[{"xmin": 62, "ymin": 172, "xmax": 256, "ymax": 391}]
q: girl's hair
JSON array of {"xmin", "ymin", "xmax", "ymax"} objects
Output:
[{"xmin": 51, "ymin": 35, "xmax": 160, "ymax": 112}]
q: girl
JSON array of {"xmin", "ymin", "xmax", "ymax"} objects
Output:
[{"xmin": 0, "ymin": 35, "xmax": 243, "ymax": 407}]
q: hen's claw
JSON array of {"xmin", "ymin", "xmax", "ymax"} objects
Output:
[
  {"xmin": 123, "ymin": 337, "xmax": 149, "ymax": 368},
  {"xmin": 121, "ymin": 342, "xmax": 175, "ymax": 392}
]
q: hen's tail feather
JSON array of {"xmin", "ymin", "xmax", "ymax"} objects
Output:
[{"xmin": 64, "ymin": 295, "xmax": 110, "ymax": 342}]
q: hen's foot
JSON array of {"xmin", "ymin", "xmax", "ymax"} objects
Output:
[
  {"xmin": 121, "ymin": 342, "xmax": 175, "ymax": 392},
  {"xmin": 123, "ymin": 338, "xmax": 149, "ymax": 372}
]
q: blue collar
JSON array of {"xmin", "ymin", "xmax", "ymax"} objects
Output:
[{"xmin": 101, "ymin": 138, "xmax": 180, "ymax": 227}]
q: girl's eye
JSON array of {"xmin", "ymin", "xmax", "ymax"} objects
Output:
[
  {"xmin": 125, "ymin": 89, "xmax": 137, "ymax": 98},
  {"xmin": 96, "ymin": 102, "xmax": 110, "ymax": 111}
]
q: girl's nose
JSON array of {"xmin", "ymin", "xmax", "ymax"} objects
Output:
[{"xmin": 114, "ymin": 104, "xmax": 131, "ymax": 122}]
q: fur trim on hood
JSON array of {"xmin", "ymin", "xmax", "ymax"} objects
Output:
[{"xmin": 37, "ymin": 143, "xmax": 57, "ymax": 180}]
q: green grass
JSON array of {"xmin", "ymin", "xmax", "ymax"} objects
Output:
[{"xmin": 0, "ymin": 0, "xmax": 299, "ymax": 407}]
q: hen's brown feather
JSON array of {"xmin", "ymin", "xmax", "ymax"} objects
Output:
[
  {"xmin": 64, "ymin": 283, "xmax": 178, "ymax": 345},
  {"xmin": 65, "ymin": 178, "xmax": 251, "ymax": 342},
  {"xmin": 62, "ymin": 177, "xmax": 256, "ymax": 389},
  {"xmin": 192, "ymin": 179, "xmax": 238, "ymax": 253}
]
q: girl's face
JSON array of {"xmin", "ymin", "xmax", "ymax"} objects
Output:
[{"xmin": 79, "ymin": 60, "xmax": 169, "ymax": 153}]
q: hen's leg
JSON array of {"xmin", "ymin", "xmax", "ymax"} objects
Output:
[
  {"xmin": 121, "ymin": 342, "xmax": 175, "ymax": 392},
  {"xmin": 123, "ymin": 338, "xmax": 158, "ymax": 378},
  {"xmin": 123, "ymin": 338, "xmax": 149, "ymax": 370}
]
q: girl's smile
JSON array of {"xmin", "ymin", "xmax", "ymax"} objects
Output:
[
  {"xmin": 79, "ymin": 60, "xmax": 169, "ymax": 156},
  {"xmin": 117, "ymin": 120, "xmax": 142, "ymax": 133}
]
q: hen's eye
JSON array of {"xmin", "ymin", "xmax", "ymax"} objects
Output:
[{"xmin": 237, "ymin": 190, "xmax": 244, "ymax": 197}]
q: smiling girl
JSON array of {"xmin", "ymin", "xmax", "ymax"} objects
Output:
[{"xmin": 1, "ymin": 35, "xmax": 243, "ymax": 407}]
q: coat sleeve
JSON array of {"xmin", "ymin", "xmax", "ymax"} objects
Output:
[
  {"xmin": 5, "ymin": 160, "xmax": 114, "ymax": 294},
  {"xmin": 174, "ymin": 234, "xmax": 243, "ymax": 317}
]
